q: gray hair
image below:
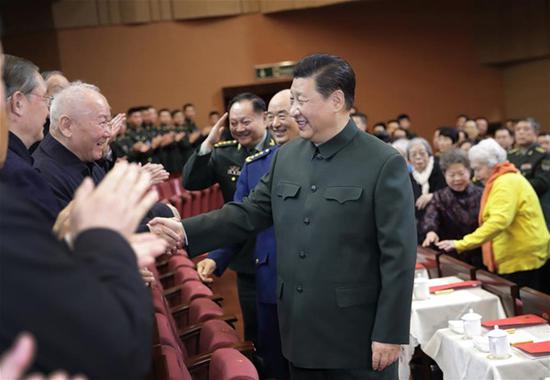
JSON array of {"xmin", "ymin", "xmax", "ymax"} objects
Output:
[
  {"xmin": 468, "ymin": 138, "xmax": 507, "ymax": 168},
  {"xmin": 391, "ymin": 138, "xmax": 409, "ymax": 154},
  {"xmin": 50, "ymin": 81, "xmax": 103, "ymax": 131},
  {"xmin": 406, "ymin": 137, "xmax": 432, "ymax": 158},
  {"xmin": 519, "ymin": 117, "xmax": 541, "ymax": 134},
  {"xmin": 2, "ymin": 54, "xmax": 39, "ymax": 99},
  {"xmin": 439, "ymin": 148, "xmax": 470, "ymax": 172}
]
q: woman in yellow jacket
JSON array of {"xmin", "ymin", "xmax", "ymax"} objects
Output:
[{"xmin": 438, "ymin": 138, "xmax": 549, "ymax": 292}]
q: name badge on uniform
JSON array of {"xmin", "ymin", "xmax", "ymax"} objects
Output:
[
  {"xmin": 520, "ymin": 163, "xmax": 532, "ymax": 171},
  {"xmin": 227, "ymin": 166, "xmax": 241, "ymax": 176}
]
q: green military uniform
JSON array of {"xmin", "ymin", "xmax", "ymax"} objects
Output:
[
  {"xmin": 182, "ymin": 121, "xmax": 416, "ymax": 378},
  {"xmin": 182, "ymin": 133, "xmax": 276, "ymax": 204},
  {"xmin": 508, "ymin": 144, "xmax": 550, "ymax": 228}
]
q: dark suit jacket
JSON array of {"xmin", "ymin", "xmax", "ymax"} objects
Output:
[
  {"xmin": 0, "ymin": 132, "xmax": 61, "ymax": 221},
  {"xmin": 0, "ymin": 181, "xmax": 153, "ymax": 380},
  {"xmin": 182, "ymin": 121, "xmax": 416, "ymax": 369}
]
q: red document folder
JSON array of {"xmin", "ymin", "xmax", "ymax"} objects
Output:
[
  {"xmin": 515, "ymin": 340, "xmax": 550, "ymax": 356},
  {"xmin": 429, "ymin": 280, "xmax": 481, "ymax": 294},
  {"xmin": 482, "ymin": 314, "xmax": 548, "ymax": 329}
]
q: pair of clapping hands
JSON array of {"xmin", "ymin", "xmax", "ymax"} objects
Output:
[{"xmin": 52, "ymin": 162, "xmax": 179, "ymax": 276}]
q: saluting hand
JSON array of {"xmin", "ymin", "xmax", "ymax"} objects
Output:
[
  {"xmin": 202, "ymin": 112, "xmax": 228, "ymax": 151},
  {"xmin": 371, "ymin": 341, "xmax": 401, "ymax": 372}
]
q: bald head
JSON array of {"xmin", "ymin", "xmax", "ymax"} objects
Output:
[
  {"xmin": 45, "ymin": 72, "xmax": 69, "ymax": 97},
  {"xmin": 50, "ymin": 82, "xmax": 112, "ymax": 162},
  {"xmin": 267, "ymin": 89, "xmax": 299, "ymax": 145}
]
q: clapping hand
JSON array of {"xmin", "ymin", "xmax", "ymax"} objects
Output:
[{"xmin": 141, "ymin": 163, "xmax": 169, "ymax": 186}]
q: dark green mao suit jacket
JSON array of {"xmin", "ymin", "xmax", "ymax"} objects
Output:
[{"xmin": 183, "ymin": 120, "xmax": 416, "ymax": 370}]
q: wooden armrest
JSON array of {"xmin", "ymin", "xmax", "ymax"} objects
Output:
[{"xmin": 159, "ymin": 271, "xmax": 176, "ymax": 281}]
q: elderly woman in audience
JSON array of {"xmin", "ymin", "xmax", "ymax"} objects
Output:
[
  {"xmin": 407, "ymin": 137, "xmax": 446, "ymax": 241},
  {"xmin": 437, "ymin": 139, "xmax": 550, "ymax": 291},
  {"xmin": 421, "ymin": 149, "xmax": 484, "ymax": 267}
]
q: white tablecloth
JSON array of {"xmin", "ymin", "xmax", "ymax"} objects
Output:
[
  {"xmin": 423, "ymin": 324, "xmax": 550, "ymax": 380},
  {"xmin": 399, "ymin": 276, "xmax": 507, "ymax": 379}
]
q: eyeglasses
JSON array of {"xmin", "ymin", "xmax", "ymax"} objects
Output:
[{"xmin": 27, "ymin": 92, "xmax": 53, "ymax": 106}]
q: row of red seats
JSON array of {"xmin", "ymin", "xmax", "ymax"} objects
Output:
[
  {"xmin": 146, "ymin": 249, "xmax": 258, "ymax": 380},
  {"xmin": 417, "ymin": 247, "xmax": 550, "ymax": 319},
  {"xmin": 155, "ymin": 180, "xmax": 225, "ymax": 219}
]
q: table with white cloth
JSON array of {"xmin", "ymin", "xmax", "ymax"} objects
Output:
[
  {"xmin": 399, "ymin": 276, "xmax": 507, "ymax": 380},
  {"xmin": 423, "ymin": 324, "xmax": 550, "ymax": 380}
]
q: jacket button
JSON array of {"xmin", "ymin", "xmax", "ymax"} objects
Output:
[
  {"xmin": 255, "ymin": 258, "xmax": 259, "ymax": 264},
  {"xmin": 303, "ymin": 217, "xmax": 310, "ymax": 225},
  {"xmin": 311, "ymin": 185, "xmax": 317, "ymax": 192},
  {"xmin": 298, "ymin": 251, "xmax": 306, "ymax": 259},
  {"xmin": 296, "ymin": 285, "xmax": 303, "ymax": 293}
]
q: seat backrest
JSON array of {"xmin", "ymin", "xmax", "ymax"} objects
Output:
[
  {"xmin": 438, "ymin": 254, "xmax": 476, "ymax": 280},
  {"xmin": 199, "ymin": 319, "xmax": 240, "ymax": 354},
  {"xmin": 416, "ymin": 246, "xmax": 441, "ymax": 278},
  {"xmin": 189, "ymin": 297, "xmax": 224, "ymax": 325},
  {"xmin": 155, "ymin": 312, "xmax": 189, "ymax": 359},
  {"xmin": 181, "ymin": 281, "xmax": 214, "ymax": 304},
  {"xmin": 476, "ymin": 269, "xmax": 519, "ymax": 316},
  {"xmin": 175, "ymin": 267, "xmax": 200, "ymax": 284},
  {"xmin": 209, "ymin": 348, "xmax": 259, "ymax": 380},
  {"xmin": 154, "ymin": 344, "xmax": 192, "ymax": 380},
  {"xmin": 519, "ymin": 287, "xmax": 550, "ymax": 321}
]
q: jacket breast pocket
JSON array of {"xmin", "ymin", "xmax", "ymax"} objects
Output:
[
  {"xmin": 276, "ymin": 182, "xmax": 301, "ymax": 200},
  {"xmin": 335, "ymin": 284, "xmax": 379, "ymax": 308},
  {"xmin": 324, "ymin": 186, "xmax": 363, "ymax": 204}
]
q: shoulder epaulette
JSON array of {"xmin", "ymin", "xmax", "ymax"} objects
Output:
[
  {"xmin": 246, "ymin": 148, "xmax": 271, "ymax": 163},
  {"xmin": 214, "ymin": 140, "xmax": 238, "ymax": 148},
  {"xmin": 535, "ymin": 146, "xmax": 545, "ymax": 154},
  {"xmin": 508, "ymin": 148, "xmax": 519, "ymax": 154}
]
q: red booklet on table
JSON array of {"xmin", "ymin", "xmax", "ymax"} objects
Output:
[
  {"xmin": 515, "ymin": 340, "xmax": 550, "ymax": 356},
  {"xmin": 429, "ymin": 280, "xmax": 481, "ymax": 294},
  {"xmin": 482, "ymin": 314, "xmax": 548, "ymax": 329},
  {"xmin": 415, "ymin": 263, "xmax": 425, "ymax": 270}
]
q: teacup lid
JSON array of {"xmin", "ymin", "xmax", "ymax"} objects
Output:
[
  {"xmin": 487, "ymin": 325, "xmax": 507, "ymax": 338},
  {"xmin": 461, "ymin": 308, "xmax": 482, "ymax": 321}
]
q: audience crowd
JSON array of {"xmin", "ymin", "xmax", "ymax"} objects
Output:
[{"xmin": 1, "ymin": 48, "xmax": 549, "ymax": 380}]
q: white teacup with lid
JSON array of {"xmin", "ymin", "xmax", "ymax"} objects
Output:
[
  {"xmin": 487, "ymin": 325, "xmax": 510, "ymax": 359},
  {"xmin": 413, "ymin": 273, "xmax": 430, "ymax": 300},
  {"xmin": 461, "ymin": 308, "xmax": 482, "ymax": 339}
]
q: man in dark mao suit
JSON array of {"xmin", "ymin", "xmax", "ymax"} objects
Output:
[{"xmin": 153, "ymin": 54, "xmax": 416, "ymax": 379}]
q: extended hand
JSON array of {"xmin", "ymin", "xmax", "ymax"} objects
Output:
[
  {"xmin": 436, "ymin": 240, "xmax": 456, "ymax": 252},
  {"xmin": 371, "ymin": 341, "xmax": 400, "ymax": 371},
  {"xmin": 422, "ymin": 231, "xmax": 439, "ymax": 247},
  {"xmin": 129, "ymin": 233, "xmax": 168, "ymax": 267},
  {"xmin": 70, "ymin": 162, "xmax": 158, "ymax": 239},
  {"xmin": 196, "ymin": 258, "xmax": 217, "ymax": 283},
  {"xmin": 415, "ymin": 193, "xmax": 433, "ymax": 210},
  {"xmin": 147, "ymin": 218, "xmax": 181, "ymax": 251}
]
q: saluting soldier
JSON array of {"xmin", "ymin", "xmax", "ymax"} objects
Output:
[
  {"xmin": 508, "ymin": 118, "xmax": 550, "ymax": 229},
  {"xmin": 182, "ymin": 92, "xmax": 275, "ymax": 347},
  {"xmin": 156, "ymin": 54, "xmax": 416, "ymax": 380}
]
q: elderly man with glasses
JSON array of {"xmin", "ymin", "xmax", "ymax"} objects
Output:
[{"xmin": 0, "ymin": 54, "xmax": 60, "ymax": 222}]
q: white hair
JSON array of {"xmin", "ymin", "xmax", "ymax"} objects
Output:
[
  {"xmin": 49, "ymin": 81, "xmax": 103, "ymax": 132},
  {"xmin": 391, "ymin": 138, "xmax": 409, "ymax": 155},
  {"xmin": 468, "ymin": 138, "xmax": 507, "ymax": 168},
  {"xmin": 406, "ymin": 137, "xmax": 433, "ymax": 158}
]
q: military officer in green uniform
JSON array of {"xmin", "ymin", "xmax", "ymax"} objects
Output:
[
  {"xmin": 508, "ymin": 118, "xmax": 550, "ymax": 229},
  {"xmin": 155, "ymin": 54, "xmax": 416, "ymax": 379},
  {"xmin": 182, "ymin": 93, "xmax": 275, "ymax": 347}
]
